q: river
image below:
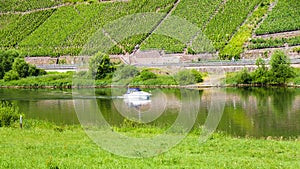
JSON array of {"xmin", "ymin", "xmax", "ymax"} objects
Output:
[{"xmin": 0, "ymin": 87, "xmax": 299, "ymax": 138}]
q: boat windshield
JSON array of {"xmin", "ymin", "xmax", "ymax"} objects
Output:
[{"xmin": 126, "ymin": 88, "xmax": 141, "ymax": 94}]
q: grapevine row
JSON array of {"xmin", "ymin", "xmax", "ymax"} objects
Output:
[{"xmin": 255, "ymin": 0, "xmax": 300, "ymax": 35}]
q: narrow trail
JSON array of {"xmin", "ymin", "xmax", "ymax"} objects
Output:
[
  {"xmin": 131, "ymin": 0, "xmax": 181, "ymax": 57},
  {"xmin": 252, "ymin": 0, "xmax": 278, "ymax": 38}
]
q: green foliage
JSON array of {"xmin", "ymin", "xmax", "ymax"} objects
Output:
[
  {"xmin": 112, "ymin": 64, "xmax": 139, "ymax": 84},
  {"xmin": 191, "ymin": 69, "xmax": 203, "ymax": 83},
  {"xmin": 220, "ymin": 1, "xmax": 269, "ymax": 59},
  {"xmin": 236, "ymin": 68, "xmax": 252, "ymax": 84},
  {"xmin": 293, "ymin": 47, "xmax": 300, "ymax": 54},
  {"xmin": 12, "ymin": 58, "xmax": 30, "ymax": 78},
  {"xmin": 226, "ymin": 51, "xmax": 296, "ymax": 85},
  {"xmin": 15, "ymin": 0, "xmax": 176, "ymax": 57},
  {"xmin": 0, "ymin": 101, "xmax": 20, "ymax": 127},
  {"xmin": 268, "ymin": 51, "xmax": 295, "ymax": 84},
  {"xmin": 172, "ymin": 0, "xmax": 222, "ymax": 28},
  {"xmin": 139, "ymin": 69, "xmax": 157, "ymax": 81},
  {"xmin": 204, "ymin": 0, "xmax": 261, "ymax": 50},
  {"xmin": 89, "ymin": 53, "xmax": 115, "ymax": 80},
  {"xmin": 256, "ymin": 0, "xmax": 300, "ymax": 34},
  {"xmin": 0, "ymin": 71, "xmax": 73, "ymax": 87},
  {"xmin": 3, "ymin": 70, "xmax": 20, "ymax": 82},
  {"xmin": 0, "ymin": 10, "xmax": 55, "ymax": 48},
  {"xmin": 174, "ymin": 69, "xmax": 203, "ymax": 85},
  {"xmin": 140, "ymin": 34, "xmax": 186, "ymax": 53},
  {"xmin": 0, "ymin": 0, "xmax": 62, "ymax": 12},
  {"xmin": 252, "ymin": 58, "xmax": 268, "ymax": 84},
  {"xmin": 248, "ymin": 36, "xmax": 300, "ymax": 49},
  {"xmin": 0, "ymin": 50, "xmax": 17, "ymax": 79},
  {"xmin": 292, "ymin": 68, "xmax": 300, "ymax": 85}
]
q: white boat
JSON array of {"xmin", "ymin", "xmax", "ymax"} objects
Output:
[{"xmin": 123, "ymin": 88, "xmax": 151, "ymax": 100}]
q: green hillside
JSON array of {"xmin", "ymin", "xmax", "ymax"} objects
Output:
[{"xmin": 0, "ymin": 0, "xmax": 299, "ymax": 59}]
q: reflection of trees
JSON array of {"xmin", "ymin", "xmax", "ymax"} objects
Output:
[
  {"xmin": 271, "ymin": 88, "xmax": 296, "ymax": 117},
  {"xmin": 227, "ymin": 87, "xmax": 299, "ymax": 137}
]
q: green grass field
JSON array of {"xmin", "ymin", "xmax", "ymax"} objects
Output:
[{"xmin": 0, "ymin": 120, "xmax": 300, "ymax": 168}]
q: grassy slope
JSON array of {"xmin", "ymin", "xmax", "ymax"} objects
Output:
[{"xmin": 0, "ymin": 124, "xmax": 299, "ymax": 168}]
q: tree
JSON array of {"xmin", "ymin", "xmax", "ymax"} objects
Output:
[
  {"xmin": 12, "ymin": 58, "xmax": 29, "ymax": 78},
  {"xmin": 190, "ymin": 69, "xmax": 203, "ymax": 83},
  {"xmin": 175, "ymin": 69, "xmax": 197, "ymax": 85},
  {"xmin": 139, "ymin": 69, "xmax": 156, "ymax": 81},
  {"xmin": 3, "ymin": 70, "xmax": 19, "ymax": 82},
  {"xmin": 268, "ymin": 51, "xmax": 295, "ymax": 85},
  {"xmin": 235, "ymin": 68, "xmax": 252, "ymax": 84},
  {"xmin": 252, "ymin": 57, "xmax": 268, "ymax": 84},
  {"xmin": 113, "ymin": 65, "xmax": 139, "ymax": 81},
  {"xmin": 89, "ymin": 53, "xmax": 116, "ymax": 80},
  {"xmin": 0, "ymin": 50, "xmax": 17, "ymax": 79}
]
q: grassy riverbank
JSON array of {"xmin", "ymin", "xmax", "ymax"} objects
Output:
[{"xmin": 0, "ymin": 120, "xmax": 299, "ymax": 168}]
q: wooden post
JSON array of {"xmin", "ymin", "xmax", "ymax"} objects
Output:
[{"xmin": 20, "ymin": 115, "xmax": 23, "ymax": 129}]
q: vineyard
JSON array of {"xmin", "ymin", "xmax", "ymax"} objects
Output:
[
  {"xmin": 16, "ymin": 0, "xmax": 176, "ymax": 56},
  {"xmin": 0, "ymin": 10, "xmax": 55, "ymax": 47},
  {"xmin": 0, "ymin": 0, "xmax": 63, "ymax": 12},
  {"xmin": 255, "ymin": 0, "xmax": 300, "ymax": 35},
  {"xmin": 219, "ymin": 0, "xmax": 270, "ymax": 59},
  {"xmin": 203, "ymin": 0, "xmax": 262, "ymax": 50},
  {"xmin": 0, "ymin": 0, "xmax": 299, "ymax": 58},
  {"xmin": 247, "ymin": 36, "xmax": 300, "ymax": 50}
]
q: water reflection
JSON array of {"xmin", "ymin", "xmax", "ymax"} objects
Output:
[{"xmin": 0, "ymin": 88, "xmax": 299, "ymax": 138}]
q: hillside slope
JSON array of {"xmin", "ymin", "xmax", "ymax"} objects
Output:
[{"xmin": 0, "ymin": 0, "xmax": 299, "ymax": 59}]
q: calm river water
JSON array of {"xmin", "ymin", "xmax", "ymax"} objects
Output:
[{"xmin": 1, "ymin": 87, "xmax": 300, "ymax": 138}]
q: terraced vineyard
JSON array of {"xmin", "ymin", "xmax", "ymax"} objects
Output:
[
  {"xmin": 255, "ymin": 0, "xmax": 300, "ymax": 35},
  {"xmin": 0, "ymin": 0, "xmax": 63, "ymax": 12},
  {"xmin": 141, "ymin": 0, "xmax": 264, "ymax": 53},
  {"xmin": 248, "ymin": 36, "xmax": 300, "ymax": 49},
  {"xmin": 203, "ymin": 0, "xmax": 262, "ymax": 50},
  {"xmin": 0, "ymin": 10, "xmax": 55, "ymax": 47},
  {"xmin": 16, "ymin": 0, "xmax": 176, "ymax": 56},
  {"xmin": 0, "ymin": 0, "xmax": 299, "ymax": 59}
]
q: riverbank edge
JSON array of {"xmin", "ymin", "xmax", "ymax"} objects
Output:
[{"xmin": 1, "ymin": 84, "xmax": 300, "ymax": 89}]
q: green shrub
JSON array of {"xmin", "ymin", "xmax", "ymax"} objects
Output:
[
  {"xmin": 235, "ymin": 68, "xmax": 252, "ymax": 84},
  {"xmin": 89, "ymin": 53, "xmax": 115, "ymax": 80},
  {"xmin": 293, "ymin": 47, "xmax": 300, "ymax": 54},
  {"xmin": 3, "ymin": 70, "xmax": 19, "ymax": 82},
  {"xmin": 226, "ymin": 51, "xmax": 296, "ymax": 85},
  {"xmin": 139, "ymin": 69, "xmax": 157, "ymax": 81},
  {"xmin": 113, "ymin": 65, "xmax": 139, "ymax": 82},
  {"xmin": 0, "ymin": 101, "xmax": 21, "ymax": 127},
  {"xmin": 174, "ymin": 69, "xmax": 197, "ymax": 85},
  {"xmin": 190, "ymin": 69, "xmax": 203, "ymax": 83},
  {"xmin": 268, "ymin": 51, "xmax": 295, "ymax": 84}
]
